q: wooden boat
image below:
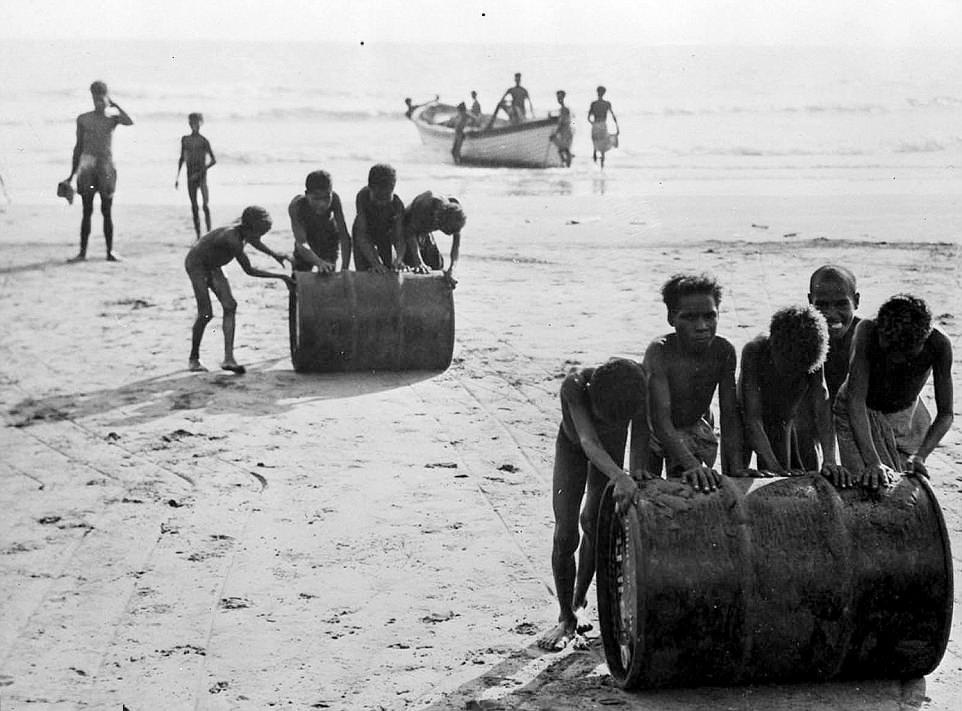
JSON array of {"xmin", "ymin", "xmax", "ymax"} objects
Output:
[{"xmin": 409, "ymin": 101, "xmax": 564, "ymax": 168}]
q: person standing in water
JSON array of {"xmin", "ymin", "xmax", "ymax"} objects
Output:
[{"xmin": 587, "ymin": 85, "xmax": 619, "ymax": 168}]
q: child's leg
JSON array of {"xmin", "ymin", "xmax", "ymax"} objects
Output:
[
  {"xmin": 74, "ymin": 192, "xmax": 95, "ymax": 260},
  {"xmin": 188, "ymin": 268, "xmax": 214, "ymax": 369},
  {"xmin": 209, "ymin": 269, "xmax": 243, "ymax": 373},
  {"xmin": 538, "ymin": 432, "xmax": 589, "ymax": 650},
  {"xmin": 573, "ymin": 462, "xmax": 609, "ymax": 621},
  {"xmin": 200, "ymin": 178, "xmax": 211, "ymax": 232},
  {"xmin": 188, "ymin": 181, "xmax": 201, "ymax": 239}
]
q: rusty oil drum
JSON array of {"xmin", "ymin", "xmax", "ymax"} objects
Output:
[
  {"xmin": 289, "ymin": 271, "xmax": 454, "ymax": 372},
  {"xmin": 595, "ymin": 474, "xmax": 953, "ymax": 689}
]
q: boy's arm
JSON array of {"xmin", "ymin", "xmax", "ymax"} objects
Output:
[
  {"xmin": 68, "ymin": 118, "xmax": 83, "ymax": 180},
  {"xmin": 175, "ymin": 138, "xmax": 186, "ymax": 186},
  {"xmin": 717, "ymin": 343, "xmax": 743, "ymax": 476},
  {"xmin": 109, "ymin": 99, "xmax": 133, "ymax": 126},
  {"xmin": 609, "ymin": 104, "xmax": 619, "ymax": 131},
  {"xmin": 234, "ymin": 249, "xmax": 293, "ymax": 284},
  {"xmin": 352, "ymin": 194, "xmax": 386, "ymax": 273},
  {"xmin": 907, "ymin": 331, "xmax": 955, "ymax": 477},
  {"xmin": 739, "ymin": 342, "xmax": 788, "ymax": 474},
  {"xmin": 810, "ymin": 370, "xmax": 852, "ymax": 486},
  {"xmin": 445, "ymin": 231, "xmax": 461, "ymax": 287},
  {"xmin": 628, "ymin": 411, "xmax": 651, "ymax": 480},
  {"xmin": 205, "ymin": 138, "xmax": 216, "ymax": 170},
  {"xmin": 390, "ymin": 205, "xmax": 407, "ymax": 271},
  {"xmin": 564, "ymin": 377, "xmax": 638, "ymax": 513},
  {"xmin": 289, "ymin": 199, "xmax": 334, "ymax": 273},
  {"xmin": 247, "ymin": 236, "xmax": 289, "ymax": 267},
  {"xmin": 845, "ymin": 320, "xmax": 893, "ymax": 488},
  {"xmin": 644, "ymin": 341, "xmax": 719, "ymax": 491},
  {"xmin": 333, "ymin": 194, "xmax": 352, "ymax": 271}
]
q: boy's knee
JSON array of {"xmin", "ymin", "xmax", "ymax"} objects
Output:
[
  {"xmin": 222, "ymin": 298, "xmax": 237, "ymax": 314},
  {"xmin": 552, "ymin": 526, "xmax": 580, "ymax": 558},
  {"xmin": 197, "ymin": 309, "xmax": 214, "ymax": 322}
]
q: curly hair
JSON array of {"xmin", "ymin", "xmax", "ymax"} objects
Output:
[
  {"xmin": 877, "ymin": 294, "xmax": 932, "ymax": 353},
  {"xmin": 437, "ymin": 201, "xmax": 466, "ymax": 234},
  {"xmin": 240, "ymin": 205, "xmax": 272, "ymax": 234},
  {"xmin": 367, "ymin": 163, "xmax": 396, "ymax": 189},
  {"xmin": 769, "ymin": 305, "xmax": 829, "ymax": 374},
  {"xmin": 661, "ymin": 273, "xmax": 723, "ymax": 312},
  {"xmin": 588, "ymin": 358, "xmax": 646, "ymax": 423},
  {"xmin": 305, "ymin": 170, "xmax": 332, "ymax": 192}
]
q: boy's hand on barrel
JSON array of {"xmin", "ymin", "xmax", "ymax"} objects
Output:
[
  {"xmin": 613, "ymin": 473, "xmax": 640, "ymax": 514},
  {"xmin": 316, "ymin": 259, "xmax": 336, "ymax": 274},
  {"xmin": 369, "ymin": 262, "xmax": 389, "ymax": 274},
  {"xmin": 281, "ymin": 275, "xmax": 296, "ymax": 289},
  {"xmin": 682, "ymin": 464, "xmax": 720, "ymax": 493},
  {"xmin": 821, "ymin": 463, "xmax": 852, "ymax": 488},
  {"xmin": 905, "ymin": 454, "xmax": 929, "ymax": 479},
  {"xmin": 861, "ymin": 462, "xmax": 897, "ymax": 490},
  {"xmin": 273, "ymin": 253, "xmax": 293, "ymax": 267},
  {"xmin": 443, "ymin": 269, "xmax": 458, "ymax": 289}
]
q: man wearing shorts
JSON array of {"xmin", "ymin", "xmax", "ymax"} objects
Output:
[{"xmin": 64, "ymin": 81, "xmax": 133, "ymax": 262}]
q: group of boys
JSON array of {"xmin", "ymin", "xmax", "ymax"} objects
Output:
[
  {"xmin": 540, "ymin": 267, "xmax": 954, "ymax": 651},
  {"xmin": 184, "ymin": 165, "xmax": 465, "ymax": 374}
]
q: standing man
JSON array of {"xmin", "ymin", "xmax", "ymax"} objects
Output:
[
  {"xmin": 63, "ymin": 81, "xmax": 133, "ymax": 262},
  {"xmin": 496, "ymin": 72, "xmax": 534, "ymax": 125},
  {"xmin": 588, "ymin": 86, "xmax": 619, "ymax": 168}
]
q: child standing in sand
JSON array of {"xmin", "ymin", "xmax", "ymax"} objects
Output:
[
  {"xmin": 739, "ymin": 305, "xmax": 850, "ymax": 487},
  {"xmin": 834, "ymin": 294, "xmax": 954, "ymax": 489},
  {"xmin": 352, "ymin": 164, "xmax": 405, "ymax": 273},
  {"xmin": 175, "ymin": 113, "xmax": 217, "ymax": 240},
  {"xmin": 538, "ymin": 358, "xmax": 647, "ymax": 652},
  {"xmin": 185, "ymin": 206, "xmax": 292, "ymax": 374},
  {"xmin": 400, "ymin": 191, "xmax": 465, "ymax": 287},
  {"xmin": 642, "ymin": 273, "xmax": 742, "ymax": 491}
]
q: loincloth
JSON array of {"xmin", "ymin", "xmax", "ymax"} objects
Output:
[
  {"xmin": 76, "ymin": 154, "xmax": 116, "ymax": 197},
  {"xmin": 649, "ymin": 416, "xmax": 719, "ymax": 476},
  {"xmin": 834, "ymin": 385, "xmax": 931, "ymax": 474}
]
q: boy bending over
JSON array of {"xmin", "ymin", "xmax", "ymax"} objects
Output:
[
  {"xmin": 835, "ymin": 294, "xmax": 954, "ymax": 488},
  {"xmin": 739, "ymin": 305, "xmax": 850, "ymax": 486},
  {"xmin": 185, "ymin": 206, "xmax": 292, "ymax": 374},
  {"xmin": 643, "ymin": 273, "xmax": 741, "ymax": 492},
  {"xmin": 401, "ymin": 191, "xmax": 464, "ymax": 287},
  {"xmin": 538, "ymin": 358, "xmax": 647, "ymax": 652},
  {"xmin": 289, "ymin": 170, "xmax": 351, "ymax": 274},
  {"xmin": 352, "ymin": 163, "xmax": 405, "ymax": 273}
]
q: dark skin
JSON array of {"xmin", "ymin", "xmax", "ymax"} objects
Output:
[
  {"xmin": 185, "ymin": 222, "xmax": 292, "ymax": 373},
  {"xmin": 352, "ymin": 184, "xmax": 405, "ymax": 274},
  {"xmin": 288, "ymin": 187, "xmax": 351, "ymax": 273},
  {"xmin": 738, "ymin": 336, "xmax": 850, "ymax": 487},
  {"xmin": 538, "ymin": 368, "xmax": 647, "ymax": 651},
  {"xmin": 845, "ymin": 320, "xmax": 954, "ymax": 488},
  {"xmin": 175, "ymin": 116, "xmax": 217, "ymax": 239},
  {"xmin": 643, "ymin": 293, "xmax": 741, "ymax": 492}
]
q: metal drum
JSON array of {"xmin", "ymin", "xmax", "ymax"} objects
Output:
[
  {"xmin": 595, "ymin": 474, "xmax": 953, "ymax": 690},
  {"xmin": 289, "ymin": 271, "xmax": 454, "ymax": 372}
]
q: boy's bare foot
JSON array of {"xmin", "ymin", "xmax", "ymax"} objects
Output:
[
  {"xmin": 574, "ymin": 607, "xmax": 593, "ymax": 634},
  {"xmin": 220, "ymin": 360, "xmax": 246, "ymax": 374},
  {"xmin": 67, "ymin": 253, "xmax": 86, "ymax": 263},
  {"xmin": 106, "ymin": 252, "xmax": 122, "ymax": 262},
  {"xmin": 188, "ymin": 359, "xmax": 208, "ymax": 372},
  {"xmin": 537, "ymin": 619, "xmax": 579, "ymax": 651}
]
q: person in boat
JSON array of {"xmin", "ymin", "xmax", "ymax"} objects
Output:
[
  {"xmin": 63, "ymin": 80, "xmax": 133, "ymax": 263},
  {"xmin": 738, "ymin": 305, "xmax": 850, "ymax": 487},
  {"xmin": 495, "ymin": 72, "xmax": 533, "ymax": 125},
  {"xmin": 400, "ymin": 191, "xmax": 464, "ymax": 287},
  {"xmin": 587, "ymin": 85, "xmax": 619, "ymax": 168},
  {"xmin": 537, "ymin": 358, "xmax": 647, "ymax": 652},
  {"xmin": 470, "ymin": 90, "xmax": 482, "ymax": 119},
  {"xmin": 642, "ymin": 273, "xmax": 742, "ymax": 491},
  {"xmin": 352, "ymin": 163, "xmax": 405, "ymax": 273},
  {"xmin": 175, "ymin": 112, "xmax": 217, "ymax": 240},
  {"xmin": 404, "ymin": 95, "xmax": 439, "ymax": 119},
  {"xmin": 288, "ymin": 170, "xmax": 352, "ymax": 274},
  {"xmin": 549, "ymin": 90, "xmax": 573, "ymax": 167},
  {"xmin": 793, "ymin": 265, "xmax": 861, "ymax": 470},
  {"xmin": 834, "ymin": 294, "xmax": 954, "ymax": 488},
  {"xmin": 185, "ymin": 206, "xmax": 293, "ymax": 374}
]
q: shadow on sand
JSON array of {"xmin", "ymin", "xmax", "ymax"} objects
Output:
[
  {"xmin": 417, "ymin": 639, "xmax": 927, "ymax": 711},
  {"xmin": 6, "ymin": 358, "xmax": 441, "ymax": 429}
]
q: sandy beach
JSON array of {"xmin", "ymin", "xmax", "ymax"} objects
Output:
[{"xmin": 0, "ymin": 187, "xmax": 960, "ymax": 710}]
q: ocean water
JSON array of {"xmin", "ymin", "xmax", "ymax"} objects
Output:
[{"xmin": 2, "ymin": 40, "xmax": 962, "ymax": 210}]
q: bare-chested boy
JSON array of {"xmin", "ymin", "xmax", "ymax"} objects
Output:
[
  {"xmin": 835, "ymin": 294, "xmax": 954, "ymax": 488},
  {"xmin": 794, "ymin": 265, "xmax": 861, "ymax": 468},
  {"xmin": 185, "ymin": 206, "xmax": 292, "ymax": 374},
  {"xmin": 63, "ymin": 81, "xmax": 133, "ymax": 262},
  {"xmin": 400, "ymin": 191, "xmax": 464, "ymax": 287},
  {"xmin": 352, "ymin": 164, "xmax": 405, "ymax": 273},
  {"xmin": 175, "ymin": 112, "xmax": 217, "ymax": 240},
  {"xmin": 643, "ymin": 273, "xmax": 741, "ymax": 491},
  {"xmin": 538, "ymin": 358, "xmax": 647, "ymax": 652},
  {"xmin": 288, "ymin": 170, "xmax": 351, "ymax": 273},
  {"xmin": 739, "ymin": 305, "xmax": 850, "ymax": 486}
]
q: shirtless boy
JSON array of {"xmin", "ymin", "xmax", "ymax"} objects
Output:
[
  {"xmin": 587, "ymin": 86, "xmax": 619, "ymax": 168},
  {"xmin": 794, "ymin": 265, "xmax": 861, "ymax": 468},
  {"xmin": 643, "ymin": 273, "xmax": 741, "ymax": 491},
  {"xmin": 185, "ymin": 206, "xmax": 292, "ymax": 374},
  {"xmin": 739, "ymin": 305, "xmax": 850, "ymax": 486},
  {"xmin": 175, "ymin": 112, "xmax": 217, "ymax": 239},
  {"xmin": 835, "ymin": 294, "xmax": 954, "ymax": 488},
  {"xmin": 538, "ymin": 358, "xmax": 647, "ymax": 652},
  {"xmin": 352, "ymin": 164, "xmax": 405, "ymax": 273},
  {"xmin": 400, "ymin": 191, "xmax": 465, "ymax": 287},
  {"xmin": 63, "ymin": 81, "xmax": 133, "ymax": 262},
  {"xmin": 549, "ymin": 90, "xmax": 573, "ymax": 168},
  {"xmin": 288, "ymin": 170, "xmax": 351, "ymax": 273}
]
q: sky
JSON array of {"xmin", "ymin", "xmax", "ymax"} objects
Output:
[{"xmin": 3, "ymin": 0, "xmax": 962, "ymax": 46}]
